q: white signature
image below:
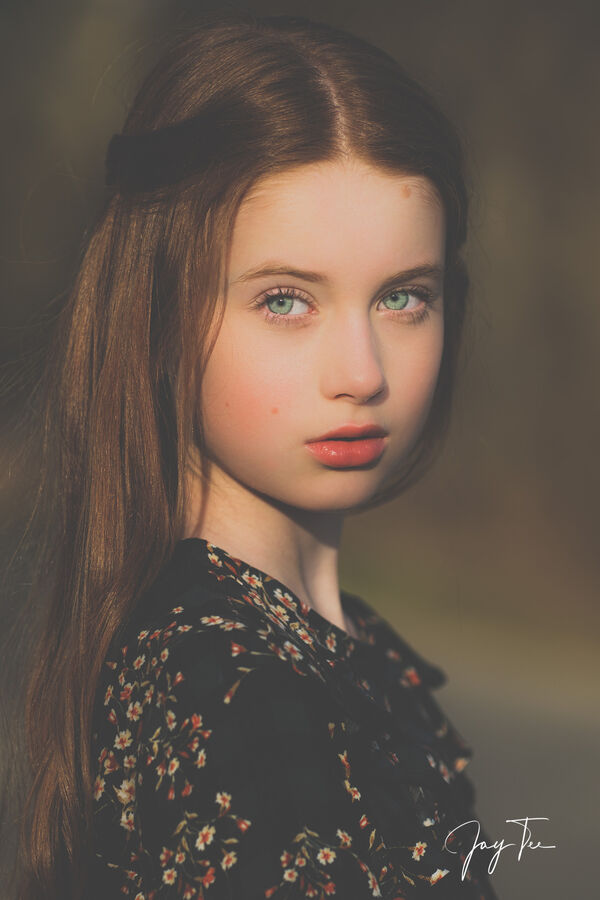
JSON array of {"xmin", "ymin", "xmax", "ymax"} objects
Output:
[{"xmin": 444, "ymin": 817, "xmax": 556, "ymax": 879}]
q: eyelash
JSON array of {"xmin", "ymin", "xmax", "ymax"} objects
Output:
[{"xmin": 253, "ymin": 285, "xmax": 436, "ymax": 327}]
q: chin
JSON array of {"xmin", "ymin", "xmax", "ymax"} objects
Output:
[{"xmin": 273, "ymin": 475, "xmax": 388, "ymax": 514}]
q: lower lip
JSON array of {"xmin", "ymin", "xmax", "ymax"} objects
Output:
[{"xmin": 305, "ymin": 437, "xmax": 386, "ymax": 468}]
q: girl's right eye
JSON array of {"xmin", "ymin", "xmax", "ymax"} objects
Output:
[{"xmin": 257, "ymin": 287, "xmax": 312, "ymax": 323}]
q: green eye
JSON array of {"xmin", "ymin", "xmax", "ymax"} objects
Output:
[
  {"xmin": 381, "ymin": 290, "xmax": 410, "ymax": 311},
  {"xmin": 266, "ymin": 294, "xmax": 295, "ymax": 315}
]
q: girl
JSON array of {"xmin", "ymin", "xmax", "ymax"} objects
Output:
[{"xmin": 19, "ymin": 12, "xmax": 500, "ymax": 900}]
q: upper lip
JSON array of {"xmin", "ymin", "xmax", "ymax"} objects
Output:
[{"xmin": 307, "ymin": 423, "xmax": 389, "ymax": 442}]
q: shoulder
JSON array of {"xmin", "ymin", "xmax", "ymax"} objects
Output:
[
  {"xmin": 92, "ymin": 549, "xmax": 339, "ymax": 781},
  {"xmin": 90, "ymin": 573, "xmax": 354, "ymax": 898}
]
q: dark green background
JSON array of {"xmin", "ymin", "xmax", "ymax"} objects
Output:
[{"xmin": 1, "ymin": 2, "xmax": 598, "ymax": 898}]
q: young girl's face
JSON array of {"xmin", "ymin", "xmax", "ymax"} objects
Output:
[{"xmin": 200, "ymin": 157, "xmax": 445, "ymax": 513}]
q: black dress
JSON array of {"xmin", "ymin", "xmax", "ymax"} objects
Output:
[{"xmin": 89, "ymin": 538, "xmax": 500, "ymax": 899}]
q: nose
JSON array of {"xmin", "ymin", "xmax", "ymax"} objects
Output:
[{"xmin": 319, "ymin": 311, "xmax": 387, "ymax": 403}]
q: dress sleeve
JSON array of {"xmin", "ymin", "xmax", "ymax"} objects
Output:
[{"xmin": 91, "ymin": 612, "xmax": 387, "ymax": 900}]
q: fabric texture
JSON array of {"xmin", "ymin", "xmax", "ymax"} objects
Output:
[{"xmin": 89, "ymin": 538, "xmax": 500, "ymax": 899}]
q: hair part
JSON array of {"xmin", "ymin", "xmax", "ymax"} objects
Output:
[{"xmin": 17, "ymin": 11, "xmax": 470, "ymax": 897}]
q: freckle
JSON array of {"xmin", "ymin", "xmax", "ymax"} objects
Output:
[
  {"xmin": 271, "ymin": 407, "xmax": 279, "ymax": 415},
  {"xmin": 225, "ymin": 401, "xmax": 230, "ymax": 408},
  {"xmin": 401, "ymin": 184, "xmax": 411, "ymax": 198}
]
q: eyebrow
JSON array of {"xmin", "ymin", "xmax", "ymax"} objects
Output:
[{"xmin": 229, "ymin": 262, "xmax": 445, "ymax": 291}]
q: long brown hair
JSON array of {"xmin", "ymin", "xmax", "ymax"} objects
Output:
[{"xmin": 16, "ymin": 11, "xmax": 470, "ymax": 898}]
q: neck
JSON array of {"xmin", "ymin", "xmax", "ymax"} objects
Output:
[{"xmin": 183, "ymin": 461, "xmax": 352, "ymax": 633}]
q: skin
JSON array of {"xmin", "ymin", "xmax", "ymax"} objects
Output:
[{"xmin": 184, "ymin": 156, "xmax": 445, "ymax": 636}]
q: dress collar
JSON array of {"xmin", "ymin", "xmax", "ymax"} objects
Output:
[{"xmin": 177, "ymin": 537, "xmax": 378, "ymax": 664}]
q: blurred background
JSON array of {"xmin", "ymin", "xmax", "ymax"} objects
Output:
[{"xmin": 1, "ymin": 1, "xmax": 598, "ymax": 897}]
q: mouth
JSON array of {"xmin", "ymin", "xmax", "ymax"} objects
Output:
[{"xmin": 305, "ymin": 424, "xmax": 388, "ymax": 468}]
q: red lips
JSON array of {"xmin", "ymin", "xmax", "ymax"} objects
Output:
[{"xmin": 305, "ymin": 423, "xmax": 388, "ymax": 468}]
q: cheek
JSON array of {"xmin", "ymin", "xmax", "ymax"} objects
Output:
[
  {"xmin": 388, "ymin": 326, "xmax": 444, "ymax": 424},
  {"xmin": 201, "ymin": 329, "xmax": 305, "ymax": 450}
]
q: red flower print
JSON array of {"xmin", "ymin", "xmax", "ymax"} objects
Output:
[
  {"xmin": 359, "ymin": 814, "xmax": 370, "ymax": 829},
  {"xmin": 236, "ymin": 817, "xmax": 251, "ymax": 832},
  {"xmin": 221, "ymin": 849, "xmax": 237, "ymax": 870},
  {"xmin": 162, "ymin": 868, "xmax": 176, "ymax": 885},
  {"xmin": 201, "ymin": 615, "xmax": 224, "ymax": 625},
  {"xmin": 115, "ymin": 778, "xmax": 136, "ymax": 805},
  {"xmin": 173, "ymin": 671, "xmax": 184, "ymax": 686},
  {"xmin": 241, "ymin": 570, "xmax": 261, "ymax": 587},
  {"xmin": 120, "ymin": 683, "xmax": 133, "ymax": 702},
  {"xmin": 296, "ymin": 627, "xmax": 314, "ymax": 647},
  {"xmin": 104, "ymin": 751, "xmax": 118, "ymax": 773},
  {"xmin": 283, "ymin": 869, "xmax": 298, "ymax": 882},
  {"xmin": 317, "ymin": 847, "xmax": 336, "ymax": 865},
  {"xmin": 196, "ymin": 748, "xmax": 207, "ymax": 768},
  {"xmin": 230, "ymin": 641, "xmax": 247, "ymax": 657},
  {"xmin": 344, "ymin": 780, "xmax": 361, "ymax": 801},
  {"xmin": 195, "ymin": 824, "xmax": 215, "ymax": 850},
  {"xmin": 222, "ymin": 619, "xmax": 246, "ymax": 631},
  {"xmin": 133, "ymin": 655, "xmax": 145, "ymax": 670},
  {"xmin": 127, "ymin": 701, "xmax": 143, "ymax": 722},
  {"xmin": 201, "ymin": 867, "xmax": 216, "ymax": 888},
  {"xmin": 120, "ymin": 809, "xmax": 135, "ymax": 832},
  {"xmin": 115, "ymin": 729, "xmax": 132, "ymax": 750},
  {"xmin": 181, "ymin": 781, "xmax": 193, "ymax": 797},
  {"xmin": 336, "ymin": 829, "xmax": 352, "ymax": 847},
  {"xmin": 104, "ymin": 685, "xmax": 114, "ymax": 705},
  {"xmin": 160, "ymin": 847, "xmax": 173, "ymax": 867},
  {"xmin": 283, "ymin": 641, "xmax": 303, "ymax": 660},
  {"xmin": 216, "ymin": 791, "xmax": 231, "ymax": 812},
  {"xmin": 412, "ymin": 841, "xmax": 427, "ymax": 861},
  {"xmin": 171, "ymin": 606, "xmax": 183, "ymax": 614},
  {"xmin": 323, "ymin": 882, "xmax": 336, "ymax": 895},
  {"xmin": 167, "ymin": 758, "xmax": 179, "ymax": 775},
  {"xmin": 367, "ymin": 871, "xmax": 382, "ymax": 896},
  {"xmin": 338, "ymin": 750, "xmax": 350, "ymax": 777},
  {"xmin": 430, "ymin": 869, "xmax": 449, "ymax": 884},
  {"xmin": 166, "ymin": 710, "xmax": 176, "ymax": 731},
  {"xmin": 93, "ymin": 776, "xmax": 105, "ymax": 800}
]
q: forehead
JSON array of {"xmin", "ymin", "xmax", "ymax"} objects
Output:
[{"xmin": 228, "ymin": 159, "xmax": 445, "ymax": 280}]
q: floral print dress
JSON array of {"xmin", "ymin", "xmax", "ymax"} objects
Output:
[{"xmin": 90, "ymin": 538, "xmax": 500, "ymax": 899}]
